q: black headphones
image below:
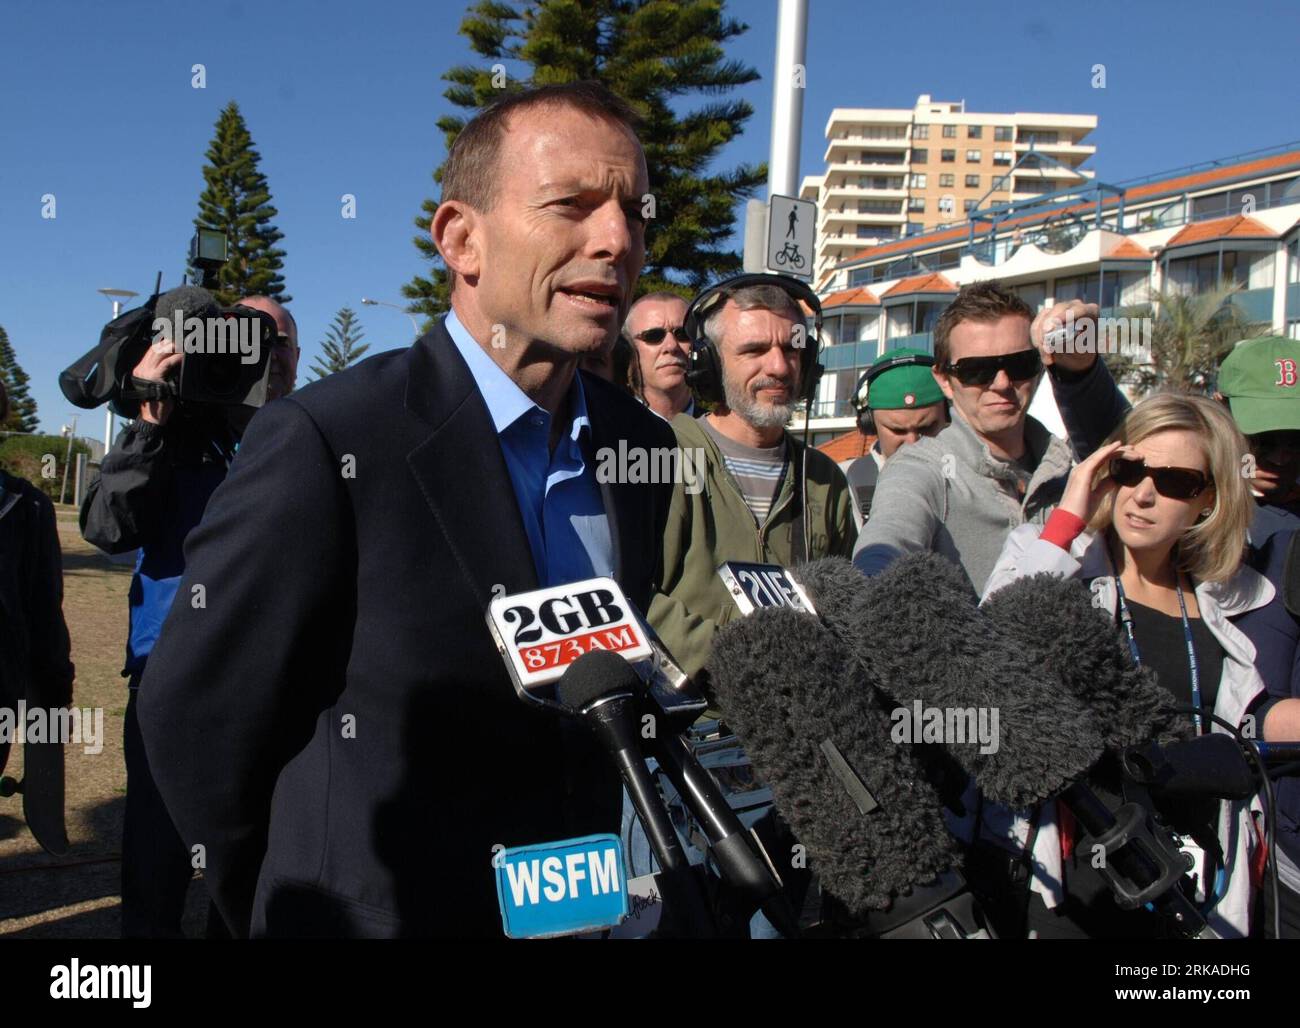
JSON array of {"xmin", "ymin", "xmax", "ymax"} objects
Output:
[
  {"xmin": 684, "ymin": 272, "xmax": 824, "ymax": 408},
  {"xmin": 851, "ymin": 351, "xmax": 937, "ymax": 435}
]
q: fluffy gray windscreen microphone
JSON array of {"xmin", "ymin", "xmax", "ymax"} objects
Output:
[
  {"xmin": 980, "ymin": 572, "xmax": 1192, "ymax": 750},
  {"xmin": 152, "ymin": 285, "xmax": 220, "ymax": 339},
  {"xmin": 793, "ymin": 554, "xmax": 1105, "ymax": 809},
  {"xmin": 705, "ymin": 605, "xmax": 958, "ymax": 916}
]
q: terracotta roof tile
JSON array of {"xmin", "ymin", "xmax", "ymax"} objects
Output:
[
  {"xmin": 1104, "ymin": 238, "xmax": 1154, "ymax": 260},
  {"xmin": 822, "ymin": 286, "xmax": 881, "ymax": 308},
  {"xmin": 1164, "ymin": 214, "xmax": 1278, "ymax": 248},
  {"xmin": 818, "ymin": 430, "xmax": 873, "ymax": 462},
  {"xmin": 1125, "ymin": 151, "xmax": 1300, "ymax": 203},
  {"xmin": 881, "ymin": 272, "xmax": 959, "ymax": 298}
]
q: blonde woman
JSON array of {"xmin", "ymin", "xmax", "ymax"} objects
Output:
[{"xmin": 982, "ymin": 393, "xmax": 1273, "ymax": 938}]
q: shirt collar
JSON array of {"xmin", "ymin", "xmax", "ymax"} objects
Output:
[{"xmin": 445, "ymin": 309, "xmax": 590, "ymax": 442}]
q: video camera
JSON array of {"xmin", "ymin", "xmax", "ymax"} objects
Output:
[{"xmin": 59, "ymin": 228, "xmax": 278, "ymax": 420}]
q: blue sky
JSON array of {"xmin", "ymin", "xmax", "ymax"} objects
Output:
[{"xmin": 2, "ymin": 0, "xmax": 1297, "ymax": 436}]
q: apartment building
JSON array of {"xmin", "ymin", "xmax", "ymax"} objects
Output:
[
  {"xmin": 798, "ymin": 143, "xmax": 1300, "ymax": 449},
  {"xmin": 799, "ymin": 95, "xmax": 1097, "ymax": 282}
]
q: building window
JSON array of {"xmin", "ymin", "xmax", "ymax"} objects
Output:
[
  {"xmin": 1054, "ymin": 274, "xmax": 1100, "ymax": 305},
  {"xmin": 1100, "ymin": 271, "xmax": 1151, "ymax": 310},
  {"xmin": 966, "ymin": 149, "xmax": 981, "ymax": 164},
  {"xmin": 910, "ymin": 172, "xmax": 927, "ymax": 188},
  {"xmin": 912, "ymin": 148, "xmax": 928, "ymax": 164},
  {"xmin": 968, "ymin": 125, "xmax": 982, "ymax": 139},
  {"xmin": 994, "ymin": 126, "xmax": 1013, "ymax": 142},
  {"xmin": 913, "ymin": 124, "xmax": 929, "ymax": 139},
  {"xmin": 992, "ymin": 175, "xmax": 1009, "ymax": 190},
  {"xmin": 993, "ymin": 151, "xmax": 1013, "ymax": 165},
  {"xmin": 965, "ymin": 174, "xmax": 980, "ymax": 188},
  {"xmin": 859, "ymin": 125, "xmax": 908, "ymax": 140},
  {"xmin": 941, "ymin": 149, "xmax": 956, "ymax": 163},
  {"xmin": 963, "ymin": 198, "xmax": 976, "ymax": 214},
  {"xmin": 938, "ymin": 195, "xmax": 955, "ymax": 214},
  {"xmin": 942, "ymin": 124, "xmax": 957, "ymax": 138},
  {"xmin": 908, "ymin": 197, "xmax": 925, "ymax": 212},
  {"xmin": 939, "ymin": 173, "xmax": 954, "ymax": 188},
  {"xmin": 1013, "ymin": 282, "xmax": 1047, "ymax": 311},
  {"xmin": 1022, "ymin": 131, "xmax": 1058, "ymax": 145}
]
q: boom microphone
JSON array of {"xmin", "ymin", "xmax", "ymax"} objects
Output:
[
  {"xmin": 706, "ymin": 605, "xmax": 959, "ymax": 917},
  {"xmin": 792, "ymin": 554, "xmax": 1105, "ymax": 809}
]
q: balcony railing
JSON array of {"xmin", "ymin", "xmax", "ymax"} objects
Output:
[{"xmin": 840, "ymin": 178, "xmax": 1300, "ymax": 280}]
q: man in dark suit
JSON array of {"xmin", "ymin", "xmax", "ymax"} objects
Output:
[{"xmin": 138, "ymin": 81, "xmax": 675, "ymax": 937}]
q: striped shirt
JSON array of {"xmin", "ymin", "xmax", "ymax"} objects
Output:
[{"xmin": 700, "ymin": 416, "xmax": 788, "ymax": 524}]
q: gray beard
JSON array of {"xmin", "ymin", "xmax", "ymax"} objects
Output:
[{"xmin": 723, "ymin": 376, "xmax": 794, "ymax": 430}]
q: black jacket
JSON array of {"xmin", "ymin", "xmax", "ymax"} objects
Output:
[
  {"xmin": 0, "ymin": 472, "xmax": 74, "ymax": 771},
  {"xmin": 138, "ymin": 321, "xmax": 676, "ymax": 938},
  {"xmin": 80, "ymin": 411, "xmax": 240, "ymax": 675}
]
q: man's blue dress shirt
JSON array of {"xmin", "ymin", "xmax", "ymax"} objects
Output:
[{"xmin": 445, "ymin": 311, "xmax": 613, "ymax": 587}]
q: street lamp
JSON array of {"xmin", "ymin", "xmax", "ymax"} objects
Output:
[
  {"xmin": 98, "ymin": 287, "xmax": 139, "ymax": 445},
  {"xmin": 361, "ymin": 297, "xmax": 420, "ymax": 338}
]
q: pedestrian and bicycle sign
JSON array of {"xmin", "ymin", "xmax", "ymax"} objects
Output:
[{"xmin": 766, "ymin": 194, "xmax": 815, "ymax": 279}]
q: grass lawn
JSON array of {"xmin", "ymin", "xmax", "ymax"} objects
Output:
[{"xmin": 0, "ymin": 506, "xmax": 210, "ymax": 937}]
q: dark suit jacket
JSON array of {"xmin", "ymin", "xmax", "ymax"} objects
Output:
[{"xmin": 137, "ymin": 319, "xmax": 676, "ymax": 937}]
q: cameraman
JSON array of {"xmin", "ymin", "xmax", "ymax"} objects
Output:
[{"xmin": 80, "ymin": 289, "xmax": 298, "ymax": 937}]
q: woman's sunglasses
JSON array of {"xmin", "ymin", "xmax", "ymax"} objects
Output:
[
  {"xmin": 636, "ymin": 326, "xmax": 691, "ymax": 344},
  {"xmin": 1108, "ymin": 456, "xmax": 1211, "ymax": 500},
  {"xmin": 943, "ymin": 348, "xmax": 1042, "ymax": 386}
]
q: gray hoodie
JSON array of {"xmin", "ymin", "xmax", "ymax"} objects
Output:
[
  {"xmin": 851, "ymin": 359, "xmax": 1129, "ymax": 594},
  {"xmin": 852, "ymin": 410, "xmax": 1075, "ymax": 595}
]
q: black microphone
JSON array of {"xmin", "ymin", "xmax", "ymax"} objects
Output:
[
  {"xmin": 643, "ymin": 726, "xmax": 799, "ymax": 937},
  {"xmin": 1123, "ymin": 734, "xmax": 1259, "ymax": 802},
  {"xmin": 705, "ymin": 604, "xmax": 962, "ymax": 920},
  {"xmin": 793, "ymin": 554, "xmax": 1106, "ymax": 809},
  {"xmin": 555, "ymin": 651, "xmax": 688, "ymax": 874},
  {"xmin": 555, "ymin": 650, "xmax": 716, "ymax": 938}
]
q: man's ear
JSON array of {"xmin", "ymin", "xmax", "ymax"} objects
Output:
[
  {"xmin": 431, "ymin": 200, "xmax": 480, "ymax": 282},
  {"xmin": 932, "ymin": 366, "xmax": 954, "ymax": 403}
]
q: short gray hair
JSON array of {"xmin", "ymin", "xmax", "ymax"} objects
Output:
[{"xmin": 702, "ymin": 284, "xmax": 804, "ymax": 348}]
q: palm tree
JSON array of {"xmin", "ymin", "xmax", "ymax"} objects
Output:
[{"xmin": 1101, "ymin": 282, "xmax": 1265, "ymax": 396}]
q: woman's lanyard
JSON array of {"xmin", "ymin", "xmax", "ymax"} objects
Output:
[{"xmin": 1113, "ymin": 574, "xmax": 1203, "ymax": 735}]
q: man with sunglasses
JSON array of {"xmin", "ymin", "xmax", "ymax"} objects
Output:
[
  {"xmin": 80, "ymin": 292, "xmax": 298, "ymax": 938},
  {"xmin": 852, "ymin": 280, "xmax": 1129, "ymax": 594},
  {"xmin": 623, "ymin": 292, "xmax": 694, "ymax": 420}
]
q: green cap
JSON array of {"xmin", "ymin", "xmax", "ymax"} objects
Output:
[
  {"xmin": 1217, "ymin": 336, "xmax": 1300, "ymax": 436},
  {"xmin": 858, "ymin": 347, "xmax": 945, "ymax": 411}
]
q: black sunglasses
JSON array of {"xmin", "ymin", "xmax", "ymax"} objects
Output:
[
  {"xmin": 636, "ymin": 326, "xmax": 690, "ymax": 344},
  {"xmin": 944, "ymin": 348, "xmax": 1042, "ymax": 386},
  {"xmin": 1108, "ymin": 456, "xmax": 1211, "ymax": 500}
]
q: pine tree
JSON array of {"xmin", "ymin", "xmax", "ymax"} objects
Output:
[
  {"xmin": 403, "ymin": 0, "xmax": 765, "ymax": 323},
  {"xmin": 309, "ymin": 307, "xmax": 371, "ymax": 380},
  {"xmin": 192, "ymin": 101, "xmax": 290, "ymax": 304},
  {"xmin": 0, "ymin": 325, "xmax": 39, "ymax": 432}
]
